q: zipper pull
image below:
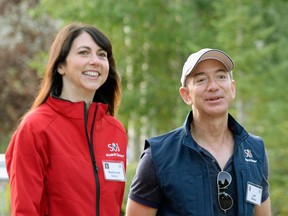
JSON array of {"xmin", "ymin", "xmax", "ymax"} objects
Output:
[{"xmin": 92, "ymin": 159, "xmax": 99, "ymax": 171}]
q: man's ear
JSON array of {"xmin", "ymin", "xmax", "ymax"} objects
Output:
[
  {"xmin": 231, "ymin": 79, "xmax": 236, "ymax": 98},
  {"xmin": 179, "ymin": 87, "xmax": 192, "ymax": 106}
]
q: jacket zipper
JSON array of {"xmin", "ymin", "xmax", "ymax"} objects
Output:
[{"xmin": 84, "ymin": 103, "xmax": 100, "ymax": 216}]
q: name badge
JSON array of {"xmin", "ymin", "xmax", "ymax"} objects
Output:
[
  {"xmin": 102, "ymin": 161, "xmax": 126, "ymax": 182},
  {"xmin": 246, "ymin": 182, "xmax": 262, "ymax": 206}
]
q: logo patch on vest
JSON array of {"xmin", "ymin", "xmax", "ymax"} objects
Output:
[{"xmin": 244, "ymin": 149, "xmax": 257, "ymax": 163}]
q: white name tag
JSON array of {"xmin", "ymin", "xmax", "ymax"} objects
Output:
[
  {"xmin": 246, "ymin": 182, "xmax": 262, "ymax": 206},
  {"xmin": 102, "ymin": 161, "xmax": 126, "ymax": 182}
]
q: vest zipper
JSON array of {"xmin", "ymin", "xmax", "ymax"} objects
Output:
[{"xmin": 84, "ymin": 103, "xmax": 100, "ymax": 216}]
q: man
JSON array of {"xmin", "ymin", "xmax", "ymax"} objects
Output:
[{"xmin": 126, "ymin": 48, "xmax": 271, "ymax": 216}]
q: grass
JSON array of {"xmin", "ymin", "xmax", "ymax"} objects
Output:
[{"xmin": 0, "ymin": 182, "xmax": 10, "ymax": 216}]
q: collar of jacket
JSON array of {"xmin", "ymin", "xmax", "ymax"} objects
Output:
[
  {"xmin": 46, "ymin": 95, "xmax": 108, "ymax": 120},
  {"xmin": 182, "ymin": 111, "xmax": 249, "ymax": 150}
]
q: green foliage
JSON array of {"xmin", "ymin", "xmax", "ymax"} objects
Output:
[
  {"xmin": 2, "ymin": 182, "xmax": 10, "ymax": 215},
  {"xmin": 0, "ymin": 135, "xmax": 9, "ymax": 153},
  {"xmin": 269, "ymin": 148, "xmax": 288, "ymax": 215},
  {"xmin": 122, "ymin": 162, "xmax": 138, "ymax": 212},
  {"xmin": 28, "ymin": 51, "xmax": 49, "ymax": 76},
  {"xmin": 2, "ymin": 0, "xmax": 286, "ymax": 214}
]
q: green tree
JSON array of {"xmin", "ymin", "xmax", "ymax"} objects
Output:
[
  {"xmin": 33, "ymin": 1, "xmax": 288, "ymax": 214},
  {"xmin": 2, "ymin": 0, "xmax": 287, "ymax": 214},
  {"xmin": 0, "ymin": 0, "xmax": 58, "ymax": 152}
]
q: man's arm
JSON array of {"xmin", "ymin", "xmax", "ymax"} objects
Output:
[
  {"xmin": 126, "ymin": 198, "xmax": 158, "ymax": 216},
  {"xmin": 254, "ymin": 197, "xmax": 271, "ymax": 216}
]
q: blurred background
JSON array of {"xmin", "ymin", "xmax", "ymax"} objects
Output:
[{"xmin": 0, "ymin": 0, "xmax": 287, "ymax": 215}]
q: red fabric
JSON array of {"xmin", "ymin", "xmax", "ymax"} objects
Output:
[{"xmin": 6, "ymin": 96, "xmax": 127, "ymax": 216}]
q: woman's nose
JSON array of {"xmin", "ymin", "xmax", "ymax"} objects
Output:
[{"xmin": 89, "ymin": 54, "xmax": 101, "ymax": 65}]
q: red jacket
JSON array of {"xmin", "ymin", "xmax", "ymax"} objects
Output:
[{"xmin": 6, "ymin": 96, "xmax": 128, "ymax": 216}]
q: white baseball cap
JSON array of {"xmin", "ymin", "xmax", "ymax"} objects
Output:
[{"xmin": 181, "ymin": 48, "xmax": 234, "ymax": 86}]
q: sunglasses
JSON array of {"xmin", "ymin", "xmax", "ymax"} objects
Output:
[{"xmin": 217, "ymin": 171, "xmax": 233, "ymax": 213}]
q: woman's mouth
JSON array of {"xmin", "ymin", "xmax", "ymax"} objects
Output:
[{"xmin": 83, "ymin": 71, "xmax": 100, "ymax": 77}]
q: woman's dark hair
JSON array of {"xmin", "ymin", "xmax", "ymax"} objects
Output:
[{"xmin": 30, "ymin": 22, "xmax": 121, "ymax": 116}]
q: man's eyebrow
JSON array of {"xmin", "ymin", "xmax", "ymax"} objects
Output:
[
  {"xmin": 216, "ymin": 68, "xmax": 229, "ymax": 72},
  {"xmin": 192, "ymin": 71, "xmax": 206, "ymax": 77},
  {"xmin": 191, "ymin": 69, "xmax": 228, "ymax": 77}
]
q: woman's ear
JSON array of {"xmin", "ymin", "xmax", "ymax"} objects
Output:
[
  {"xmin": 179, "ymin": 87, "xmax": 192, "ymax": 106},
  {"xmin": 57, "ymin": 64, "xmax": 65, "ymax": 75}
]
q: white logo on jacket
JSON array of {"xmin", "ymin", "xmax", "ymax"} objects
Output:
[
  {"xmin": 108, "ymin": 143, "xmax": 120, "ymax": 152},
  {"xmin": 106, "ymin": 143, "xmax": 124, "ymax": 158},
  {"xmin": 244, "ymin": 149, "xmax": 257, "ymax": 163}
]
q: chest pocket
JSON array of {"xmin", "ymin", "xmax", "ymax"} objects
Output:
[{"xmin": 239, "ymin": 157, "xmax": 264, "ymax": 187}]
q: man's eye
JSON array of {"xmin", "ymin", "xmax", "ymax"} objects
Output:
[
  {"xmin": 195, "ymin": 78, "xmax": 206, "ymax": 84},
  {"xmin": 217, "ymin": 74, "xmax": 228, "ymax": 80}
]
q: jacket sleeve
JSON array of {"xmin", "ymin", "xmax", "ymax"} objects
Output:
[{"xmin": 5, "ymin": 120, "xmax": 49, "ymax": 215}]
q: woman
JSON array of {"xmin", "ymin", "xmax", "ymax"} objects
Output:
[{"xmin": 5, "ymin": 22, "xmax": 127, "ymax": 216}]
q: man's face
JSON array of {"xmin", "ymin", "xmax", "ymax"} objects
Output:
[{"xmin": 180, "ymin": 59, "xmax": 235, "ymax": 117}]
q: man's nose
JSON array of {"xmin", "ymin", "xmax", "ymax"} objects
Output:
[{"xmin": 207, "ymin": 78, "xmax": 219, "ymax": 91}]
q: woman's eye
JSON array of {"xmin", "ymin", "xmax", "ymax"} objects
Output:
[
  {"xmin": 98, "ymin": 51, "xmax": 107, "ymax": 58},
  {"xmin": 79, "ymin": 50, "xmax": 89, "ymax": 55}
]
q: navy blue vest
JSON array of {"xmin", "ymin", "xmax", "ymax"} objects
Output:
[{"xmin": 145, "ymin": 112, "xmax": 267, "ymax": 216}]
